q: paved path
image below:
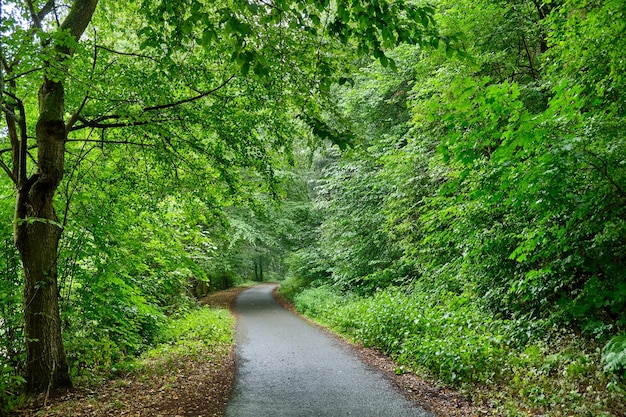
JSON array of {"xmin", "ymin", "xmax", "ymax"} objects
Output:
[{"xmin": 225, "ymin": 284, "xmax": 433, "ymax": 417}]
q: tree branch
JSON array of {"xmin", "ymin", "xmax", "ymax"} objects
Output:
[
  {"xmin": 66, "ymin": 94, "xmax": 90, "ymax": 132},
  {"xmin": 37, "ymin": 0, "xmax": 56, "ymax": 22},
  {"xmin": 65, "ymin": 138, "xmax": 156, "ymax": 147},
  {"xmin": 144, "ymin": 74, "xmax": 236, "ymax": 112},
  {"xmin": 0, "ymin": 158, "xmax": 17, "ymax": 184},
  {"xmin": 0, "ymin": 144, "xmax": 38, "ymax": 155},
  {"xmin": 1, "ymin": 105, "xmax": 19, "ymax": 122},
  {"xmin": 521, "ymin": 35, "xmax": 537, "ymax": 80},
  {"xmin": 4, "ymin": 67, "xmax": 44, "ymax": 83},
  {"xmin": 585, "ymin": 149, "xmax": 626, "ymax": 202},
  {"xmin": 25, "ymin": 0, "xmax": 44, "ymax": 30},
  {"xmin": 66, "ymin": 28, "xmax": 99, "ymax": 132},
  {"xmin": 71, "ymin": 74, "xmax": 236, "ymax": 131},
  {"xmin": 96, "ymin": 45, "xmax": 160, "ymax": 62},
  {"xmin": 61, "ymin": 0, "xmax": 99, "ymax": 42},
  {"xmin": 15, "ymin": 98, "xmax": 29, "ymax": 189},
  {"xmin": 71, "ymin": 115, "xmax": 168, "ymax": 131},
  {"xmin": 2, "ymin": 89, "xmax": 25, "ymax": 183}
]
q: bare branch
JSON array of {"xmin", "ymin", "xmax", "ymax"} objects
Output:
[
  {"xmin": 66, "ymin": 95, "xmax": 90, "ymax": 132},
  {"xmin": 4, "ymin": 67, "xmax": 44, "ymax": 83},
  {"xmin": 96, "ymin": 45, "xmax": 160, "ymax": 62},
  {"xmin": 0, "ymin": 144, "xmax": 37, "ymax": 155},
  {"xmin": 0, "ymin": 158, "xmax": 17, "ymax": 184},
  {"xmin": 2, "ymin": 89, "xmax": 21, "ymax": 102},
  {"xmin": 521, "ymin": 35, "xmax": 537, "ymax": 80}
]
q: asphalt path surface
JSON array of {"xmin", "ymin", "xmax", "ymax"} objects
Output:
[{"xmin": 225, "ymin": 284, "xmax": 433, "ymax": 417}]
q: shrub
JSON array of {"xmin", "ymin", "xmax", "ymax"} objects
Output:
[
  {"xmin": 603, "ymin": 334, "xmax": 626, "ymax": 378},
  {"xmin": 293, "ymin": 286, "xmax": 506, "ymax": 385}
]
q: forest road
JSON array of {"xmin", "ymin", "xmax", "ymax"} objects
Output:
[{"xmin": 225, "ymin": 284, "xmax": 434, "ymax": 417}]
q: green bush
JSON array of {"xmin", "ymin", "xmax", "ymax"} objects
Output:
[
  {"xmin": 0, "ymin": 363, "xmax": 25, "ymax": 415},
  {"xmin": 0, "ymin": 237, "xmax": 24, "ymax": 413},
  {"xmin": 157, "ymin": 306, "xmax": 234, "ymax": 347}
]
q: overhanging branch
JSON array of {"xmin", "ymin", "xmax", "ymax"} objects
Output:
[
  {"xmin": 65, "ymin": 138, "xmax": 156, "ymax": 148},
  {"xmin": 3, "ymin": 67, "xmax": 44, "ymax": 83},
  {"xmin": 144, "ymin": 74, "xmax": 236, "ymax": 112},
  {"xmin": 71, "ymin": 115, "xmax": 167, "ymax": 131},
  {"xmin": 70, "ymin": 74, "xmax": 236, "ymax": 131},
  {"xmin": 96, "ymin": 45, "xmax": 160, "ymax": 62}
]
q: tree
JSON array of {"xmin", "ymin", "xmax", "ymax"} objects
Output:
[
  {"xmin": 289, "ymin": 0, "xmax": 626, "ymax": 334},
  {"xmin": 2, "ymin": 0, "xmax": 99, "ymax": 392},
  {"xmin": 1, "ymin": 0, "xmax": 440, "ymax": 393}
]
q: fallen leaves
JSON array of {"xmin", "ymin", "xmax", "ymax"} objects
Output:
[{"xmin": 14, "ymin": 348, "xmax": 235, "ymax": 417}]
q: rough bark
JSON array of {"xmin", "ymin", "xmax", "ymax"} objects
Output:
[
  {"xmin": 16, "ymin": 79, "xmax": 71, "ymax": 393},
  {"xmin": 12, "ymin": 0, "xmax": 99, "ymax": 393}
]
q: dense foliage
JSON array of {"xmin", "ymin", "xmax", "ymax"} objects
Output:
[
  {"xmin": 1, "ymin": 0, "xmax": 441, "ymax": 409},
  {"xmin": 1, "ymin": 0, "xmax": 625, "ymax": 414},
  {"xmin": 281, "ymin": 0, "xmax": 626, "ymax": 414}
]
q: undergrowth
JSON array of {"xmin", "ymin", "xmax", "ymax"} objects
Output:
[
  {"xmin": 2, "ymin": 305, "xmax": 235, "ymax": 414},
  {"xmin": 285, "ymin": 283, "xmax": 626, "ymax": 417},
  {"xmin": 138, "ymin": 306, "xmax": 235, "ymax": 375}
]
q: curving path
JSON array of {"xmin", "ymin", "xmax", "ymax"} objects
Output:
[{"xmin": 225, "ymin": 284, "xmax": 433, "ymax": 417}]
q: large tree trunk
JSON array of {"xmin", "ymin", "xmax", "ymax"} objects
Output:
[
  {"xmin": 10, "ymin": 0, "xmax": 99, "ymax": 393},
  {"xmin": 15, "ymin": 79, "xmax": 71, "ymax": 392}
]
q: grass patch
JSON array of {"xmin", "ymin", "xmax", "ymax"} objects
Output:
[{"xmin": 135, "ymin": 306, "xmax": 234, "ymax": 375}]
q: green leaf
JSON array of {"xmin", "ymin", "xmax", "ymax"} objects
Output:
[
  {"xmin": 379, "ymin": 53, "xmax": 389, "ymax": 68},
  {"xmin": 200, "ymin": 28, "xmax": 215, "ymax": 46},
  {"xmin": 181, "ymin": 19, "xmax": 193, "ymax": 36},
  {"xmin": 232, "ymin": 19, "xmax": 252, "ymax": 36}
]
